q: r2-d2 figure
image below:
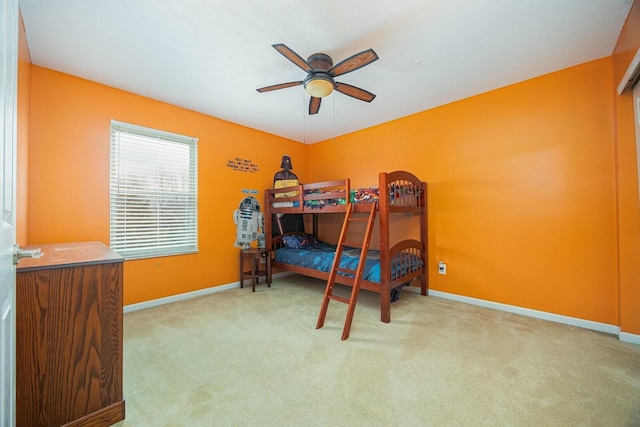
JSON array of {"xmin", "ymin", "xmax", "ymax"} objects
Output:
[{"xmin": 233, "ymin": 196, "xmax": 264, "ymax": 249}]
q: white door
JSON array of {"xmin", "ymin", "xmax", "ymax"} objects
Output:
[{"xmin": 0, "ymin": 0, "xmax": 19, "ymax": 424}]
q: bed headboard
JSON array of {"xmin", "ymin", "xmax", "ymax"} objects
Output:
[{"xmin": 380, "ymin": 170, "xmax": 426, "ymax": 212}]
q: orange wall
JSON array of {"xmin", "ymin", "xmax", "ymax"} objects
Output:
[
  {"xmin": 28, "ymin": 66, "xmax": 308, "ymax": 305},
  {"xmin": 612, "ymin": 0, "xmax": 640, "ymax": 335},
  {"xmin": 311, "ymin": 58, "xmax": 619, "ymax": 326},
  {"xmin": 16, "ymin": 13, "xmax": 30, "ymax": 245}
]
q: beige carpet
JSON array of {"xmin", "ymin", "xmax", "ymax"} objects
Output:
[{"xmin": 116, "ymin": 275, "xmax": 640, "ymax": 426}]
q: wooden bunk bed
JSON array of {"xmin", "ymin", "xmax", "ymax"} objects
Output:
[{"xmin": 264, "ymin": 170, "xmax": 428, "ymax": 323}]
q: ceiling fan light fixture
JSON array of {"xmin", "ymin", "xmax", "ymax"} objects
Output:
[
  {"xmin": 304, "ymin": 75, "xmax": 334, "ymax": 98},
  {"xmin": 258, "ymin": 44, "xmax": 378, "ymax": 114}
]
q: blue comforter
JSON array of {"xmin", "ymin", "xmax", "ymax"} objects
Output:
[{"xmin": 275, "ymin": 243, "xmax": 421, "ymax": 283}]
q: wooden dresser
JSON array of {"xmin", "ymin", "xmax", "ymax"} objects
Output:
[{"xmin": 16, "ymin": 241, "xmax": 125, "ymax": 427}]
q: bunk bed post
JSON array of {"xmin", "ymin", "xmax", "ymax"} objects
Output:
[
  {"xmin": 264, "ymin": 190, "xmax": 272, "ymax": 250},
  {"xmin": 421, "ymin": 182, "xmax": 428, "ymax": 296},
  {"xmin": 378, "ymin": 172, "xmax": 391, "ymax": 323},
  {"xmin": 312, "ymin": 214, "xmax": 318, "ymax": 237}
]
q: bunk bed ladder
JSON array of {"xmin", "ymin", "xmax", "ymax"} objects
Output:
[{"xmin": 316, "ymin": 202, "xmax": 377, "ymax": 340}]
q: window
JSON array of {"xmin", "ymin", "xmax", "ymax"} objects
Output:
[{"xmin": 110, "ymin": 120, "xmax": 198, "ymax": 259}]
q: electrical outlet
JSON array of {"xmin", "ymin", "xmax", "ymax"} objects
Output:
[{"xmin": 438, "ymin": 261, "xmax": 447, "ymax": 275}]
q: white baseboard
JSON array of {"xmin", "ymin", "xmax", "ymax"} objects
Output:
[
  {"xmin": 406, "ymin": 287, "xmax": 634, "ymax": 342},
  {"xmin": 619, "ymin": 332, "xmax": 640, "ymax": 345},
  {"xmin": 123, "ymin": 271, "xmax": 293, "ymax": 313},
  {"xmin": 124, "ymin": 282, "xmax": 238, "ymax": 313}
]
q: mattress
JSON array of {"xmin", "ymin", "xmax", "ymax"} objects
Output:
[{"xmin": 274, "ymin": 242, "xmax": 422, "ymax": 283}]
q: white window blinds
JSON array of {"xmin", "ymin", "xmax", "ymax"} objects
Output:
[{"xmin": 110, "ymin": 120, "xmax": 198, "ymax": 259}]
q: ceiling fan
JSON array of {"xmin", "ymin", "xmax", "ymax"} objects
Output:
[{"xmin": 257, "ymin": 43, "xmax": 379, "ymax": 115}]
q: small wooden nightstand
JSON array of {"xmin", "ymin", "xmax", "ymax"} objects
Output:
[{"xmin": 239, "ymin": 248, "xmax": 271, "ymax": 292}]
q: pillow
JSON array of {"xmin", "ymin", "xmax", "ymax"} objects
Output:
[
  {"xmin": 274, "ymin": 179, "xmax": 299, "ymax": 198},
  {"xmin": 281, "ymin": 234, "xmax": 320, "ymax": 249}
]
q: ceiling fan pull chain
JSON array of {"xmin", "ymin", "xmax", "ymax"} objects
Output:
[
  {"xmin": 302, "ymin": 88, "xmax": 307, "ymax": 144},
  {"xmin": 333, "ymin": 94, "xmax": 336, "ymax": 143}
]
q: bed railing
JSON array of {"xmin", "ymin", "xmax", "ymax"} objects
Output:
[{"xmin": 265, "ymin": 179, "xmax": 350, "ymax": 214}]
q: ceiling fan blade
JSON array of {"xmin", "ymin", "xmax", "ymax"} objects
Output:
[
  {"xmin": 334, "ymin": 82, "xmax": 376, "ymax": 102},
  {"xmin": 328, "ymin": 48, "xmax": 379, "ymax": 77},
  {"xmin": 256, "ymin": 81, "xmax": 303, "ymax": 93},
  {"xmin": 272, "ymin": 44, "xmax": 313, "ymax": 73},
  {"xmin": 309, "ymin": 97, "xmax": 321, "ymax": 115}
]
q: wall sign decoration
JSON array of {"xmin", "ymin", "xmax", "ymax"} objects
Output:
[
  {"xmin": 227, "ymin": 157, "xmax": 259, "ymax": 173},
  {"xmin": 242, "ymin": 189, "xmax": 259, "ymax": 194}
]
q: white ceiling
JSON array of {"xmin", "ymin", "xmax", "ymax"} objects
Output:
[{"xmin": 20, "ymin": 0, "xmax": 634, "ymax": 144}]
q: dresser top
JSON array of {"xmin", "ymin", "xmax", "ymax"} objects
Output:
[{"xmin": 17, "ymin": 241, "xmax": 123, "ymax": 272}]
